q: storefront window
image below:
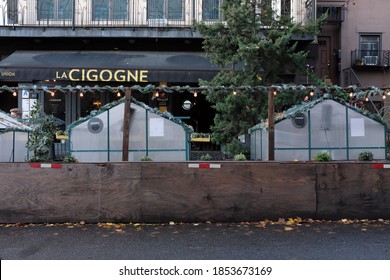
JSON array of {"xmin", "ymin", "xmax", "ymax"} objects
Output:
[
  {"xmin": 37, "ymin": 0, "xmax": 73, "ymax": 20},
  {"xmin": 44, "ymin": 91, "xmax": 66, "ymax": 129},
  {"xmin": 147, "ymin": 0, "xmax": 183, "ymax": 20},
  {"xmin": 93, "ymin": 0, "xmax": 128, "ymax": 20}
]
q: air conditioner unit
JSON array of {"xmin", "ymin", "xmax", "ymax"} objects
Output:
[
  {"xmin": 148, "ymin": 18, "xmax": 168, "ymax": 26},
  {"xmin": 362, "ymin": 56, "xmax": 378, "ymax": 66}
]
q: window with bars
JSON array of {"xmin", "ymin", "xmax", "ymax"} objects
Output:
[
  {"xmin": 281, "ymin": 0, "xmax": 291, "ymax": 18},
  {"xmin": 147, "ymin": 0, "xmax": 184, "ymax": 20},
  {"xmin": 202, "ymin": 0, "xmax": 221, "ymax": 20},
  {"xmin": 37, "ymin": 0, "xmax": 73, "ymax": 20},
  {"xmin": 92, "ymin": 0, "xmax": 128, "ymax": 20},
  {"xmin": 360, "ymin": 34, "xmax": 380, "ymax": 65}
]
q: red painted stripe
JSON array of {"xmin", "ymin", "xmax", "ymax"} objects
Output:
[
  {"xmin": 372, "ymin": 164, "xmax": 384, "ymax": 169},
  {"xmin": 199, "ymin": 163, "xmax": 210, "ymax": 169},
  {"xmin": 29, "ymin": 163, "xmax": 62, "ymax": 169}
]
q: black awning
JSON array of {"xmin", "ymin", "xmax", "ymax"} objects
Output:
[{"xmin": 0, "ymin": 51, "xmax": 219, "ymax": 83}]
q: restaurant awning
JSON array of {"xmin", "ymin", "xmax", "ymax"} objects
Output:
[{"xmin": 0, "ymin": 51, "xmax": 219, "ymax": 83}]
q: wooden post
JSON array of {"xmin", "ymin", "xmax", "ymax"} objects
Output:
[
  {"xmin": 268, "ymin": 88, "xmax": 275, "ymax": 160},
  {"xmin": 122, "ymin": 89, "xmax": 131, "ymax": 161}
]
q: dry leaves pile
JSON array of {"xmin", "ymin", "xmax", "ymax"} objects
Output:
[{"xmin": 0, "ymin": 218, "xmax": 389, "ymax": 234}]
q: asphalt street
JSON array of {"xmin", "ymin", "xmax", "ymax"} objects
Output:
[{"xmin": 1, "ymin": 220, "xmax": 390, "ymax": 260}]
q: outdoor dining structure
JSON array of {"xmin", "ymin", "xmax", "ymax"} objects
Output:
[
  {"xmin": 0, "ymin": 110, "xmax": 31, "ymax": 162},
  {"xmin": 67, "ymin": 97, "xmax": 193, "ymax": 162},
  {"xmin": 250, "ymin": 97, "xmax": 387, "ymax": 161}
]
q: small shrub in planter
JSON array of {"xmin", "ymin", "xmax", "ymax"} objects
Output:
[
  {"xmin": 313, "ymin": 152, "xmax": 332, "ymax": 162},
  {"xmin": 140, "ymin": 156, "xmax": 152, "ymax": 161},
  {"xmin": 358, "ymin": 151, "xmax": 374, "ymax": 161},
  {"xmin": 63, "ymin": 155, "xmax": 78, "ymax": 163},
  {"xmin": 200, "ymin": 153, "xmax": 212, "ymax": 161},
  {"xmin": 233, "ymin": 153, "xmax": 247, "ymax": 161}
]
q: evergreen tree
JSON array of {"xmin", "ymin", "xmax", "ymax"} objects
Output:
[
  {"xmin": 26, "ymin": 102, "xmax": 57, "ymax": 162},
  {"xmin": 196, "ymin": 0, "xmax": 324, "ymax": 148}
]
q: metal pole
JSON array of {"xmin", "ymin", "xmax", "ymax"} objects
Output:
[{"xmin": 268, "ymin": 88, "xmax": 275, "ymax": 160}]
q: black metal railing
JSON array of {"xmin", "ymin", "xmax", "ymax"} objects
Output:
[
  {"xmin": 0, "ymin": 0, "xmax": 313, "ymax": 28},
  {"xmin": 351, "ymin": 49, "xmax": 390, "ymax": 68}
]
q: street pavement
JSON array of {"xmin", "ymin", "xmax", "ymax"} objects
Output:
[{"xmin": 1, "ymin": 220, "xmax": 390, "ymax": 260}]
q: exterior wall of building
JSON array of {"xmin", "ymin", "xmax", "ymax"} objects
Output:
[{"xmin": 340, "ymin": 0, "xmax": 390, "ymax": 87}]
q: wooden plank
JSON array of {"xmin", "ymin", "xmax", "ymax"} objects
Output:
[
  {"xmin": 140, "ymin": 162, "xmax": 317, "ymax": 222},
  {"xmin": 98, "ymin": 163, "xmax": 142, "ymax": 222},
  {"xmin": 316, "ymin": 163, "xmax": 390, "ymax": 219},
  {"xmin": 0, "ymin": 163, "xmax": 101, "ymax": 223},
  {"xmin": 122, "ymin": 89, "xmax": 132, "ymax": 161}
]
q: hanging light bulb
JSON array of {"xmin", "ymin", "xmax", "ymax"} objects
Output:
[
  {"xmin": 51, "ymin": 91, "xmax": 55, "ymax": 97},
  {"xmin": 155, "ymin": 92, "xmax": 159, "ymax": 97},
  {"xmin": 349, "ymin": 92, "xmax": 353, "ymax": 97},
  {"xmin": 193, "ymin": 92, "xmax": 198, "ymax": 97},
  {"xmin": 117, "ymin": 92, "xmax": 121, "ymax": 97},
  {"xmin": 383, "ymin": 95, "xmax": 386, "ymax": 100},
  {"xmin": 387, "ymin": 90, "xmax": 390, "ymax": 96},
  {"xmin": 310, "ymin": 91, "xmax": 314, "ymax": 96},
  {"xmin": 80, "ymin": 92, "xmax": 84, "ymax": 97},
  {"xmin": 12, "ymin": 91, "xmax": 17, "ymax": 97},
  {"xmin": 365, "ymin": 97, "xmax": 369, "ymax": 102},
  {"xmin": 233, "ymin": 90, "xmax": 237, "ymax": 95},
  {"xmin": 273, "ymin": 91, "xmax": 277, "ymax": 96}
]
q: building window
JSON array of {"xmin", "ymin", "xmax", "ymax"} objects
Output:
[
  {"xmin": 37, "ymin": 0, "xmax": 73, "ymax": 20},
  {"xmin": 360, "ymin": 34, "xmax": 380, "ymax": 65},
  {"xmin": 260, "ymin": 0, "xmax": 272, "ymax": 24},
  {"xmin": 281, "ymin": 0, "xmax": 291, "ymax": 18},
  {"xmin": 93, "ymin": 0, "xmax": 128, "ymax": 20},
  {"xmin": 147, "ymin": 0, "xmax": 183, "ymax": 20},
  {"xmin": 7, "ymin": 0, "xmax": 18, "ymax": 24},
  {"xmin": 202, "ymin": 0, "xmax": 221, "ymax": 20}
]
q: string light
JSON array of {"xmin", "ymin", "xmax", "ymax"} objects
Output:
[
  {"xmin": 310, "ymin": 91, "xmax": 314, "ymax": 96},
  {"xmin": 383, "ymin": 95, "xmax": 386, "ymax": 100},
  {"xmin": 80, "ymin": 92, "xmax": 84, "ymax": 97},
  {"xmin": 193, "ymin": 92, "xmax": 198, "ymax": 97},
  {"xmin": 273, "ymin": 91, "xmax": 277, "ymax": 95},
  {"xmin": 51, "ymin": 91, "xmax": 55, "ymax": 97},
  {"xmin": 349, "ymin": 92, "xmax": 353, "ymax": 97},
  {"xmin": 117, "ymin": 92, "xmax": 121, "ymax": 97},
  {"xmin": 387, "ymin": 90, "xmax": 390, "ymax": 96},
  {"xmin": 12, "ymin": 91, "xmax": 17, "ymax": 97},
  {"xmin": 155, "ymin": 92, "xmax": 159, "ymax": 97},
  {"xmin": 365, "ymin": 97, "xmax": 369, "ymax": 102},
  {"xmin": 233, "ymin": 90, "xmax": 237, "ymax": 95}
]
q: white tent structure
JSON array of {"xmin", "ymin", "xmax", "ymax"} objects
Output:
[
  {"xmin": 68, "ymin": 98, "xmax": 193, "ymax": 162},
  {"xmin": 0, "ymin": 111, "xmax": 30, "ymax": 162},
  {"xmin": 250, "ymin": 97, "xmax": 387, "ymax": 161}
]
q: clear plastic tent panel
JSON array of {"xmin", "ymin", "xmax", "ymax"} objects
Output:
[
  {"xmin": 0, "ymin": 131, "xmax": 29, "ymax": 162},
  {"xmin": 310, "ymin": 100, "xmax": 347, "ymax": 149},
  {"xmin": 275, "ymin": 115, "xmax": 309, "ymax": 148},
  {"xmin": 109, "ymin": 103, "xmax": 147, "ymax": 151}
]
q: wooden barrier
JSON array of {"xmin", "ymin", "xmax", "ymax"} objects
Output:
[{"xmin": 0, "ymin": 162, "xmax": 389, "ymax": 223}]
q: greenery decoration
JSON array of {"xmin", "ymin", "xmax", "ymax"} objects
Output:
[
  {"xmin": 358, "ymin": 151, "xmax": 374, "ymax": 161},
  {"xmin": 26, "ymin": 102, "xmax": 58, "ymax": 162}
]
